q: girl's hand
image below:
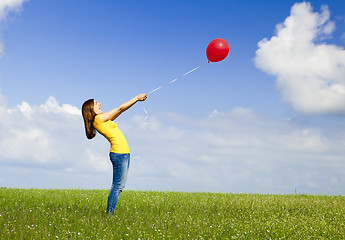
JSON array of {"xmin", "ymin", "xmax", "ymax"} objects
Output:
[{"xmin": 137, "ymin": 94, "xmax": 147, "ymax": 101}]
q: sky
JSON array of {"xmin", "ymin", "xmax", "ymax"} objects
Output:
[{"xmin": 0, "ymin": 0, "xmax": 345, "ymax": 195}]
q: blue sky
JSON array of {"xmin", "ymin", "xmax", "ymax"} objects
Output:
[{"xmin": 0, "ymin": 0, "xmax": 345, "ymax": 195}]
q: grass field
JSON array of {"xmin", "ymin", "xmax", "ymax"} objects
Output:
[{"xmin": 0, "ymin": 188, "xmax": 344, "ymax": 239}]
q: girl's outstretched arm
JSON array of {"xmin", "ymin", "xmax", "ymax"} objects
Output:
[{"xmin": 100, "ymin": 94, "xmax": 147, "ymax": 122}]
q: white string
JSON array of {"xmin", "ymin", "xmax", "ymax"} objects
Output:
[
  {"xmin": 182, "ymin": 66, "xmax": 200, "ymax": 76},
  {"xmin": 143, "ymin": 107, "xmax": 150, "ymax": 124},
  {"xmin": 148, "ymin": 86, "xmax": 163, "ymax": 94},
  {"xmin": 143, "ymin": 64, "xmax": 203, "ymax": 123},
  {"xmin": 169, "ymin": 78, "xmax": 178, "ymax": 84}
]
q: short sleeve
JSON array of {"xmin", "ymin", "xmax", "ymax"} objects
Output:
[{"xmin": 93, "ymin": 114, "xmax": 102, "ymax": 126}]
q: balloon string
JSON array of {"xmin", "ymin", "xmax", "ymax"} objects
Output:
[
  {"xmin": 143, "ymin": 63, "xmax": 205, "ymax": 123},
  {"xmin": 143, "ymin": 107, "xmax": 150, "ymax": 125},
  {"xmin": 148, "ymin": 86, "xmax": 163, "ymax": 94},
  {"xmin": 147, "ymin": 64, "xmax": 202, "ymax": 96},
  {"xmin": 182, "ymin": 66, "xmax": 200, "ymax": 76}
]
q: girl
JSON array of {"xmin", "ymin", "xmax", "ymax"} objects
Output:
[{"xmin": 82, "ymin": 94, "xmax": 147, "ymax": 215}]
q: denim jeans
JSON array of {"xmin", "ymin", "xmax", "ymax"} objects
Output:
[{"xmin": 107, "ymin": 152, "xmax": 130, "ymax": 215}]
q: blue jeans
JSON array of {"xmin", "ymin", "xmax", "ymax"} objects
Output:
[{"xmin": 107, "ymin": 152, "xmax": 130, "ymax": 215}]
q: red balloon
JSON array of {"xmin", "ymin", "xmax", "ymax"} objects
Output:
[{"xmin": 206, "ymin": 38, "xmax": 229, "ymax": 62}]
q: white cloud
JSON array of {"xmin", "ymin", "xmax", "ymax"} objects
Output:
[
  {"xmin": 0, "ymin": 95, "xmax": 109, "ymax": 174},
  {"xmin": 122, "ymin": 109, "xmax": 345, "ymax": 194},
  {"xmin": 254, "ymin": 2, "xmax": 345, "ymax": 115},
  {"xmin": 0, "ymin": 0, "xmax": 27, "ymax": 21},
  {"xmin": 0, "ymin": 0, "xmax": 28, "ymax": 56},
  {"xmin": 0, "ymin": 93, "xmax": 344, "ymax": 194}
]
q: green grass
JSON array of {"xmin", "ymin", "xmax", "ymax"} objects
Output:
[{"xmin": 0, "ymin": 188, "xmax": 344, "ymax": 239}]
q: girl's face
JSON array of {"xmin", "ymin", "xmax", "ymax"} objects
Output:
[{"xmin": 94, "ymin": 100, "xmax": 102, "ymax": 114}]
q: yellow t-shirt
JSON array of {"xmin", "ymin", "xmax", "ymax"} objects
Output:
[{"xmin": 93, "ymin": 114, "xmax": 130, "ymax": 153}]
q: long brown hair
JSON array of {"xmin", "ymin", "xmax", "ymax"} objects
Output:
[{"xmin": 82, "ymin": 99, "xmax": 97, "ymax": 139}]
